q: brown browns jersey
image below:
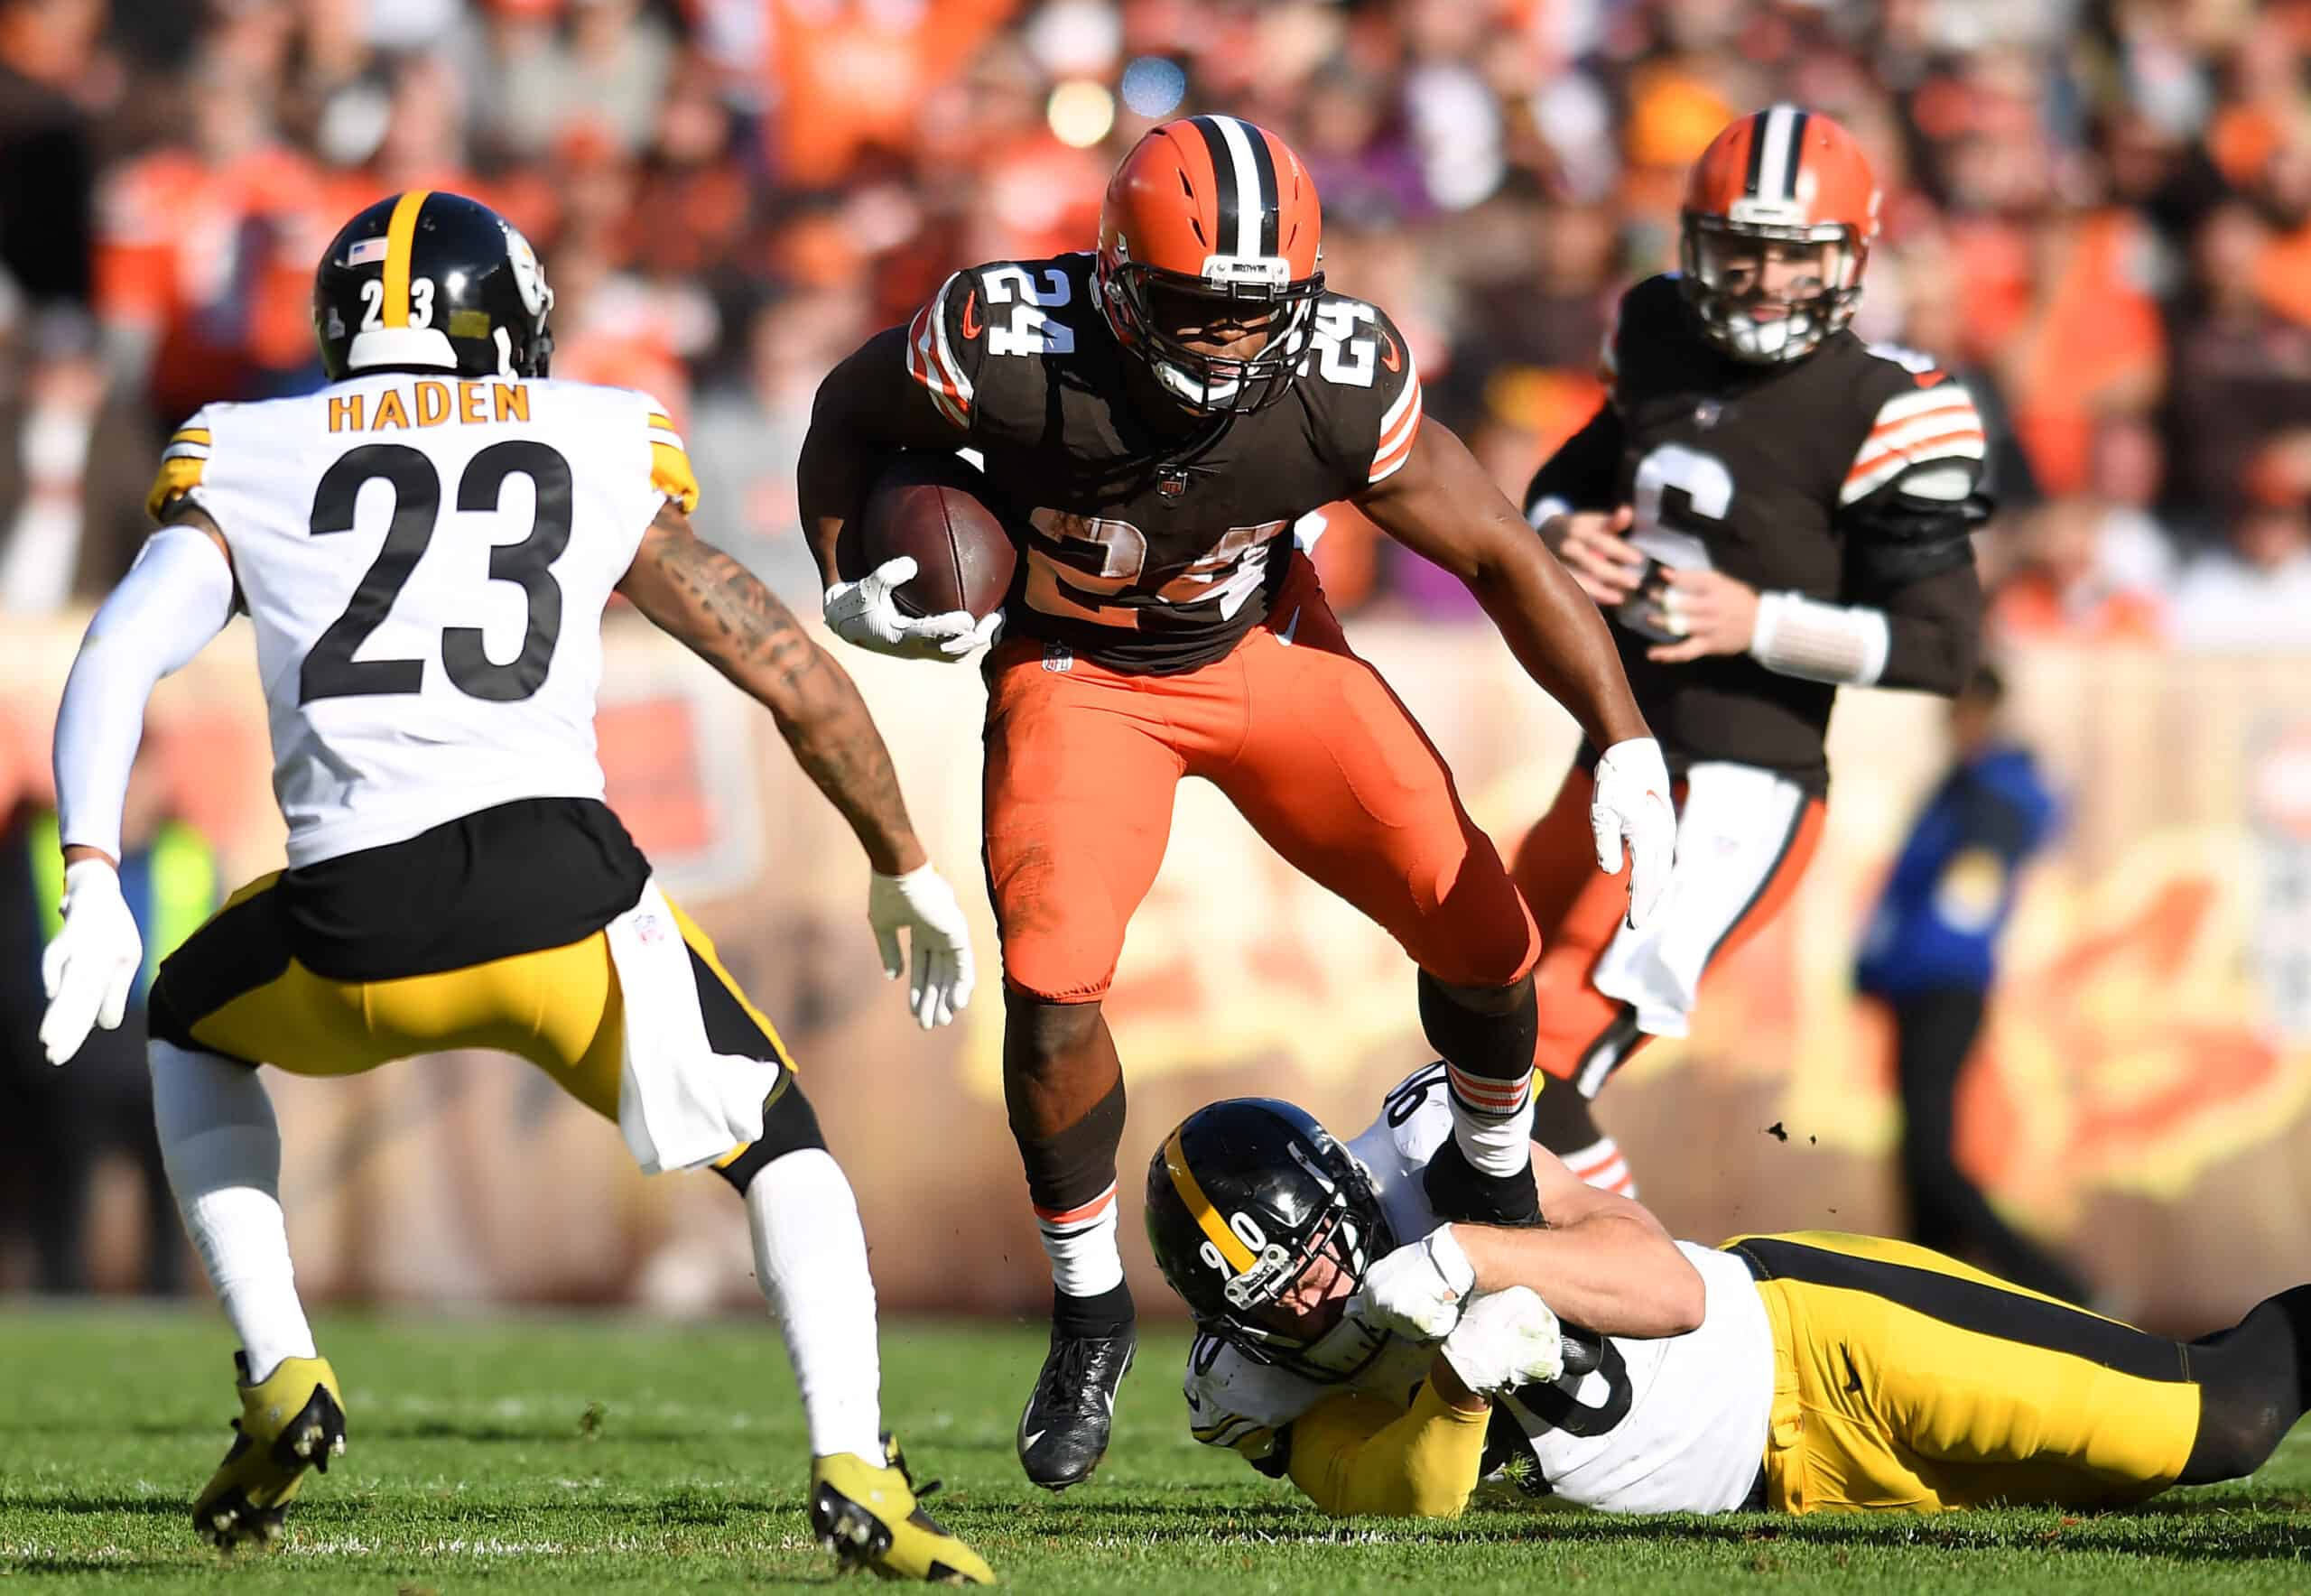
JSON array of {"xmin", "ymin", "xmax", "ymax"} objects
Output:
[
  {"xmin": 1526, "ymin": 274, "xmax": 1988, "ymax": 793},
  {"xmin": 903, "ymin": 251, "xmax": 1423, "ymax": 673}
]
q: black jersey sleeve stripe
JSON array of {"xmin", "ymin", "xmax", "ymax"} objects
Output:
[
  {"xmin": 1190, "ymin": 116, "xmax": 1240, "ymax": 260},
  {"xmin": 1243, "ymin": 122, "xmax": 1282, "ymax": 256}
]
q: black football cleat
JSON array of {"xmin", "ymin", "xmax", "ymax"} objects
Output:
[
  {"xmin": 1016, "ymin": 1323, "xmax": 1136, "ymax": 1490},
  {"xmin": 1423, "ymin": 1137, "xmax": 1542, "ymax": 1227}
]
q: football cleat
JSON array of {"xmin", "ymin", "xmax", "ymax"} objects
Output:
[
  {"xmin": 809, "ymin": 1434, "xmax": 994, "ymax": 1584},
  {"xmin": 190, "ymin": 1351, "xmax": 347, "ymax": 1549},
  {"xmin": 1016, "ymin": 1324, "xmax": 1135, "ymax": 1490},
  {"xmin": 1422, "ymin": 1137, "xmax": 1542, "ymax": 1228}
]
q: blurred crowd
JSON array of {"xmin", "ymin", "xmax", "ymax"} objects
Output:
[{"xmin": 1, "ymin": 0, "xmax": 2309, "ymax": 638}]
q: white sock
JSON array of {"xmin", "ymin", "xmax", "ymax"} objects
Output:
[
  {"xmin": 1446, "ymin": 1063, "xmax": 1536, "ymax": 1179},
  {"xmin": 746, "ymin": 1148, "xmax": 886, "ymax": 1466},
  {"xmin": 150, "ymin": 1041, "xmax": 318, "ymax": 1382},
  {"xmin": 1034, "ymin": 1183, "xmax": 1124, "ymax": 1298},
  {"xmin": 1560, "ymin": 1135, "xmax": 1638, "ymax": 1198}
]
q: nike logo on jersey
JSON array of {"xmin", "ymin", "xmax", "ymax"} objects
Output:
[
  {"xmin": 1842, "ymin": 1346, "xmax": 1864, "ymax": 1395},
  {"xmin": 1378, "ymin": 329, "xmax": 1403, "ymax": 374},
  {"xmin": 1276, "ymin": 608, "xmax": 1301, "ymax": 645},
  {"xmin": 1913, "ymin": 368, "xmax": 1950, "ymax": 388},
  {"xmin": 960, "ymin": 292, "xmax": 982, "ymax": 340}
]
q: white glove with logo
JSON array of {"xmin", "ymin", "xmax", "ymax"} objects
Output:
[
  {"xmin": 868, "ymin": 862, "xmax": 976, "ymax": 1029},
  {"xmin": 824, "ymin": 556, "xmax": 998, "ymax": 661},
  {"xmin": 1350, "ymin": 1224, "xmax": 1475, "ymax": 1341},
  {"xmin": 1439, "ymin": 1286, "xmax": 1566, "ymax": 1396},
  {"xmin": 1591, "ymin": 736, "xmax": 1675, "ymax": 930},
  {"xmin": 40, "ymin": 859, "xmax": 143, "ymax": 1066}
]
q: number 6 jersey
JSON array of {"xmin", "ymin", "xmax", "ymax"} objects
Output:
[
  {"xmin": 1183, "ymin": 1063, "xmax": 1777, "ymax": 1514},
  {"xmin": 147, "ymin": 373, "xmax": 696, "ymax": 868}
]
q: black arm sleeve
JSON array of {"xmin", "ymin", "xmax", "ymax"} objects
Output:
[
  {"xmin": 1852, "ymin": 552, "xmax": 1982, "ymax": 695},
  {"xmin": 1840, "ymin": 464, "xmax": 1989, "ymax": 696},
  {"xmin": 1521, "ymin": 402, "xmax": 1625, "ymax": 520}
]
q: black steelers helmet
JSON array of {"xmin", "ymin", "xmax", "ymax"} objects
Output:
[
  {"xmin": 313, "ymin": 190, "xmax": 554, "ymax": 382},
  {"xmin": 1146, "ymin": 1099, "xmax": 1395, "ymax": 1382}
]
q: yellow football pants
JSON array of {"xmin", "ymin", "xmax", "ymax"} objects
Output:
[
  {"xmin": 171, "ymin": 872, "xmax": 792, "ymax": 1128},
  {"xmin": 1725, "ymin": 1231, "xmax": 2201, "ymax": 1514}
]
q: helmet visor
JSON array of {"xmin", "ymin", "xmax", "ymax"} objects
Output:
[
  {"xmin": 1681, "ymin": 217, "xmax": 1861, "ymax": 363},
  {"xmin": 1108, "ymin": 260, "xmax": 1323, "ymax": 414}
]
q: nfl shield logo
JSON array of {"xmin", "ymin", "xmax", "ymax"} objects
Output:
[
  {"xmin": 1158, "ymin": 468, "xmax": 1188, "ymax": 498},
  {"xmin": 1694, "ymin": 400, "xmax": 1722, "ymax": 430}
]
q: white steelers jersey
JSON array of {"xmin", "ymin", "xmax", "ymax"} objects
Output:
[
  {"xmin": 149, "ymin": 373, "xmax": 697, "ymax": 868},
  {"xmin": 1183, "ymin": 1063, "xmax": 1777, "ymax": 1514}
]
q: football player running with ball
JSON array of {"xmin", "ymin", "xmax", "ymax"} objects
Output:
[
  {"xmin": 799, "ymin": 115, "xmax": 1676, "ymax": 1490},
  {"xmin": 39, "ymin": 192, "xmax": 990, "ymax": 1582},
  {"xmin": 1152, "ymin": 1064, "xmax": 2311, "ymax": 1519},
  {"xmin": 1518, "ymin": 107, "xmax": 1986, "ymax": 1195}
]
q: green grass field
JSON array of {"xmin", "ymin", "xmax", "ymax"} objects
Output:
[{"xmin": 1, "ymin": 1306, "xmax": 2306, "ymax": 1592}]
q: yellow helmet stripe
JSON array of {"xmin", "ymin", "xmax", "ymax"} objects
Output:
[
  {"xmin": 381, "ymin": 190, "xmax": 432, "ymax": 329},
  {"xmin": 1163, "ymin": 1127, "xmax": 1257, "ymax": 1273}
]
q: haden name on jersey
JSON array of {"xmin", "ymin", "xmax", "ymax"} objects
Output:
[
  {"xmin": 147, "ymin": 372, "xmax": 697, "ymax": 871},
  {"xmin": 321, "ymin": 378, "xmax": 534, "ymax": 434}
]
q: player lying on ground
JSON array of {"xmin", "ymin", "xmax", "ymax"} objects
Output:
[
  {"xmin": 799, "ymin": 111, "xmax": 1675, "ymax": 1492},
  {"xmin": 1148, "ymin": 1063, "xmax": 2311, "ymax": 1517},
  {"xmin": 39, "ymin": 190, "xmax": 989, "ymax": 1582}
]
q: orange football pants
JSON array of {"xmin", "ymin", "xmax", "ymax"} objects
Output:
[
  {"xmin": 983, "ymin": 555, "xmax": 1540, "ymax": 1002},
  {"xmin": 1512, "ymin": 765, "xmax": 1825, "ymax": 1084}
]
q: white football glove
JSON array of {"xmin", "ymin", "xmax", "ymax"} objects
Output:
[
  {"xmin": 824, "ymin": 556, "xmax": 999, "ymax": 661},
  {"xmin": 867, "ymin": 862, "xmax": 976, "ymax": 1029},
  {"xmin": 1350, "ymin": 1224, "xmax": 1475, "ymax": 1342},
  {"xmin": 1590, "ymin": 736, "xmax": 1675, "ymax": 930},
  {"xmin": 40, "ymin": 858, "xmax": 143, "ymax": 1066},
  {"xmin": 1440, "ymin": 1286, "xmax": 1566, "ymax": 1395}
]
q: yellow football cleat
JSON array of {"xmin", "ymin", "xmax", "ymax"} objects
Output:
[
  {"xmin": 809, "ymin": 1434, "xmax": 995, "ymax": 1584},
  {"xmin": 190, "ymin": 1351, "xmax": 347, "ymax": 1549}
]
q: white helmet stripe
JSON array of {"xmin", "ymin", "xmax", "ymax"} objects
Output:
[
  {"xmin": 1210, "ymin": 115, "xmax": 1267, "ymax": 260},
  {"xmin": 1754, "ymin": 104, "xmax": 1802, "ymax": 201}
]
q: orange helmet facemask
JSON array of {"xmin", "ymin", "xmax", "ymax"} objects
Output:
[
  {"xmin": 1094, "ymin": 115, "xmax": 1326, "ymax": 415},
  {"xmin": 1679, "ymin": 106, "xmax": 1880, "ymax": 365}
]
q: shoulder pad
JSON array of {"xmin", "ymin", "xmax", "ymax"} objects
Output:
[
  {"xmin": 1842, "ymin": 375, "xmax": 1985, "ymax": 506},
  {"xmin": 1304, "ymin": 295, "xmax": 1423, "ymax": 486},
  {"xmin": 636, "ymin": 394, "xmax": 698, "ymax": 513},
  {"xmin": 146, "ymin": 412, "xmax": 216, "ymax": 521}
]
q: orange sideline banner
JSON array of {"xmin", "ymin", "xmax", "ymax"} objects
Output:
[{"xmin": 4, "ymin": 616, "xmax": 2306, "ymax": 1331}]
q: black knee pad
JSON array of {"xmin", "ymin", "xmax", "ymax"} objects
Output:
[
  {"xmin": 1015, "ymin": 1074, "xmax": 1128, "ymax": 1211},
  {"xmin": 713, "ymin": 1077, "xmax": 827, "ymax": 1195},
  {"xmin": 1418, "ymin": 970, "xmax": 1538, "ymax": 1083}
]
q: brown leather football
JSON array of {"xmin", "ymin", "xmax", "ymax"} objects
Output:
[{"xmin": 856, "ymin": 452, "xmax": 1019, "ymax": 619}]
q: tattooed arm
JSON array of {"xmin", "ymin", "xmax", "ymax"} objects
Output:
[{"xmin": 618, "ymin": 501, "xmax": 928, "ymax": 877}]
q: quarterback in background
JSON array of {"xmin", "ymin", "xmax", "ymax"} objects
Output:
[
  {"xmin": 797, "ymin": 115, "xmax": 1676, "ymax": 1489},
  {"xmin": 39, "ymin": 192, "xmax": 989, "ymax": 1582},
  {"xmin": 1150, "ymin": 1067, "xmax": 2311, "ymax": 1519},
  {"xmin": 1519, "ymin": 107, "xmax": 1985, "ymax": 1195}
]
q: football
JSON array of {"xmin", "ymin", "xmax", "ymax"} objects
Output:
[{"xmin": 856, "ymin": 451, "xmax": 1019, "ymax": 620}]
